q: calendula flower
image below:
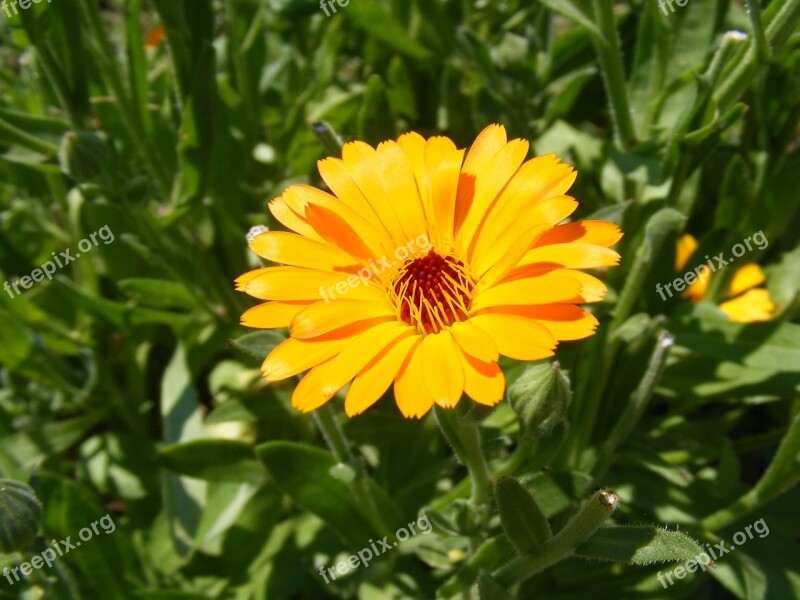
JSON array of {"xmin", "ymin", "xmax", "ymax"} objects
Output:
[
  {"xmin": 237, "ymin": 125, "xmax": 622, "ymax": 418},
  {"xmin": 676, "ymin": 234, "xmax": 774, "ymax": 322}
]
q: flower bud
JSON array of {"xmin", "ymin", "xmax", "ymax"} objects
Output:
[
  {"xmin": 507, "ymin": 361, "xmax": 571, "ymax": 438},
  {"xmin": 58, "ymin": 131, "xmax": 110, "ymax": 181},
  {"xmin": 0, "ymin": 479, "xmax": 42, "ymax": 553}
]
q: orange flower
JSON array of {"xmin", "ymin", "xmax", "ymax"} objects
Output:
[
  {"xmin": 237, "ymin": 125, "xmax": 622, "ymax": 417},
  {"xmin": 676, "ymin": 234, "xmax": 774, "ymax": 323}
]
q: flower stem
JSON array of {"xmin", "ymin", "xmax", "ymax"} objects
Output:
[
  {"xmin": 434, "ymin": 405, "xmax": 492, "ymax": 514},
  {"xmin": 493, "ymin": 489, "xmax": 619, "ymax": 586},
  {"xmin": 589, "ymin": 0, "xmax": 636, "ymax": 147},
  {"xmin": 312, "ymin": 404, "xmax": 393, "ymax": 538}
]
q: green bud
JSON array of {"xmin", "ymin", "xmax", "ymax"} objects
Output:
[
  {"xmin": 0, "ymin": 479, "xmax": 42, "ymax": 553},
  {"xmin": 495, "ymin": 476, "xmax": 552, "ymax": 555},
  {"xmin": 58, "ymin": 131, "xmax": 110, "ymax": 181},
  {"xmin": 507, "ymin": 361, "xmax": 571, "ymax": 438}
]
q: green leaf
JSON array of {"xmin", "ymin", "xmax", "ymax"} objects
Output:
[
  {"xmin": 357, "ymin": 74, "xmax": 396, "ymax": 144},
  {"xmin": 345, "ymin": 1, "xmax": 432, "ymax": 60},
  {"xmin": 159, "ymin": 440, "xmax": 266, "ymax": 483},
  {"xmin": 118, "ymin": 278, "xmax": 197, "ymax": 310},
  {"xmin": 255, "ymin": 441, "xmax": 374, "ymax": 547},
  {"xmin": 575, "ymin": 525, "xmax": 705, "ymax": 564},
  {"xmin": 229, "ymin": 330, "xmax": 286, "ymax": 362},
  {"xmin": 495, "ymin": 476, "xmax": 552, "ymax": 555},
  {"xmin": 539, "ymin": 0, "xmax": 601, "ymax": 38},
  {"xmin": 669, "ymin": 316, "xmax": 800, "ymax": 372},
  {"xmin": 475, "ymin": 570, "xmax": 515, "ymax": 600}
]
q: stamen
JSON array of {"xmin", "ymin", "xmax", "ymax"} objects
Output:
[{"xmin": 388, "ymin": 250, "xmax": 475, "ymax": 334}]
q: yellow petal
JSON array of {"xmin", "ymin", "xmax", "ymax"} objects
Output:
[
  {"xmin": 241, "ymin": 301, "xmax": 310, "ymax": 329},
  {"xmin": 268, "ymin": 195, "xmax": 323, "ymax": 241},
  {"xmin": 727, "ymin": 264, "xmax": 766, "ymax": 298},
  {"xmin": 430, "ymin": 147, "xmax": 465, "ymax": 253},
  {"xmin": 345, "ymin": 335, "xmax": 421, "ymax": 416},
  {"xmin": 473, "ymin": 159, "xmax": 576, "ymax": 255},
  {"xmin": 554, "ymin": 270, "xmax": 608, "ymax": 303},
  {"xmin": 461, "ymin": 124, "xmax": 507, "ymax": 174},
  {"xmin": 469, "ymin": 313, "xmax": 556, "ymax": 361},
  {"xmin": 472, "ymin": 271, "xmax": 583, "ymax": 310},
  {"xmin": 342, "ymin": 141, "xmax": 407, "ymax": 246},
  {"xmin": 719, "ymin": 288, "xmax": 775, "ymax": 323},
  {"xmin": 249, "ymin": 231, "xmax": 359, "ymax": 270},
  {"xmin": 454, "ymin": 124, "xmax": 508, "ymax": 236},
  {"xmin": 535, "ymin": 220, "xmax": 622, "ymax": 247},
  {"xmin": 290, "ymin": 299, "xmax": 395, "ymax": 339},
  {"xmin": 483, "ymin": 304, "xmax": 599, "ymax": 341},
  {"xmin": 421, "ymin": 331, "xmax": 465, "ymax": 408},
  {"xmin": 324, "ymin": 322, "xmax": 416, "ymax": 394},
  {"xmin": 476, "ymin": 224, "xmax": 549, "ymax": 287},
  {"xmin": 376, "ymin": 140, "xmax": 428, "ymax": 242},
  {"xmin": 291, "ymin": 360, "xmax": 338, "ymax": 412},
  {"xmin": 291, "ymin": 321, "xmax": 415, "ymax": 411},
  {"xmin": 261, "ymin": 336, "xmax": 349, "ymax": 381},
  {"xmin": 235, "ymin": 266, "xmax": 385, "ymax": 301},
  {"xmin": 472, "ymin": 195, "xmax": 578, "ymax": 269},
  {"xmin": 457, "ymin": 347, "xmax": 505, "ymax": 407},
  {"xmin": 397, "ymin": 131, "xmax": 429, "ymax": 213},
  {"xmin": 676, "ymin": 234, "xmax": 698, "ymax": 271},
  {"xmin": 518, "ymin": 243, "xmax": 620, "ymax": 269},
  {"xmin": 284, "ymin": 185, "xmax": 391, "ymax": 260},
  {"xmin": 458, "ymin": 138, "xmax": 529, "ymax": 248},
  {"xmin": 449, "ymin": 320, "xmax": 499, "ymax": 362},
  {"xmin": 394, "ymin": 341, "xmax": 435, "ymax": 418},
  {"xmin": 317, "ymin": 157, "xmax": 388, "ymax": 234}
]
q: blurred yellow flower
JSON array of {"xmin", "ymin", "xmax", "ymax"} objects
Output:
[
  {"xmin": 676, "ymin": 234, "xmax": 774, "ymax": 323},
  {"xmin": 237, "ymin": 125, "xmax": 622, "ymax": 417}
]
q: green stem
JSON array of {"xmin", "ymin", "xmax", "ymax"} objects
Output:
[
  {"xmin": 745, "ymin": 0, "xmax": 770, "ymax": 63},
  {"xmin": 312, "ymin": 121, "xmax": 346, "ymax": 156},
  {"xmin": 493, "ymin": 490, "xmax": 619, "ymax": 586},
  {"xmin": 312, "ymin": 404, "xmax": 392, "ymax": 538},
  {"xmin": 589, "ymin": 0, "xmax": 636, "ymax": 147},
  {"xmin": 434, "ymin": 405, "xmax": 492, "ymax": 513},
  {"xmin": 715, "ymin": 0, "xmax": 800, "ymax": 109},
  {"xmin": 592, "ymin": 332, "xmax": 674, "ymax": 476},
  {"xmin": 0, "ymin": 117, "xmax": 59, "ymax": 155},
  {"xmin": 702, "ymin": 412, "xmax": 800, "ymax": 531},
  {"xmin": 78, "ymin": 0, "xmax": 171, "ymax": 193}
]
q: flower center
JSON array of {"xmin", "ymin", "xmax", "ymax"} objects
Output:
[{"xmin": 389, "ymin": 250, "xmax": 475, "ymax": 334}]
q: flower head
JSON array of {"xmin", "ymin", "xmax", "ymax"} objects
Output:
[
  {"xmin": 676, "ymin": 233, "xmax": 774, "ymax": 322},
  {"xmin": 237, "ymin": 125, "xmax": 622, "ymax": 418}
]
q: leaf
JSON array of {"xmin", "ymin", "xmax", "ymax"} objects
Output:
[
  {"xmin": 575, "ymin": 525, "xmax": 705, "ymax": 564},
  {"xmin": 669, "ymin": 315, "xmax": 800, "ymax": 372},
  {"xmin": 159, "ymin": 440, "xmax": 266, "ymax": 483},
  {"xmin": 37, "ymin": 472, "xmax": 133, "ymax": 600},
  {"xmin": 118, "ymin": 278, "xmax": 196, "ymax": 310},
  {"xmin": 357, "ymin": 74, "xmax": 396, "ymax": 144},
  {"xmin": 345, "ymin": 1, "xmax": 432, "ymax": 60},
  {"xmin": 475, "ymin": 570, "xmax": 515, "ymax": 600},
  {"xmin": 229, "ymin": 330, "xmax": 286, "ymax": 362},
  {"xmin": 255, "ymin": 441, "xmax": 375, "ymax": 547},
  {"xmin": 495, "ymin": 476, "xmax": 552, "ymax": 555},
  {"xmin": 539, "ymin": 0, "xmax": 601, "ymax": 38}
]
